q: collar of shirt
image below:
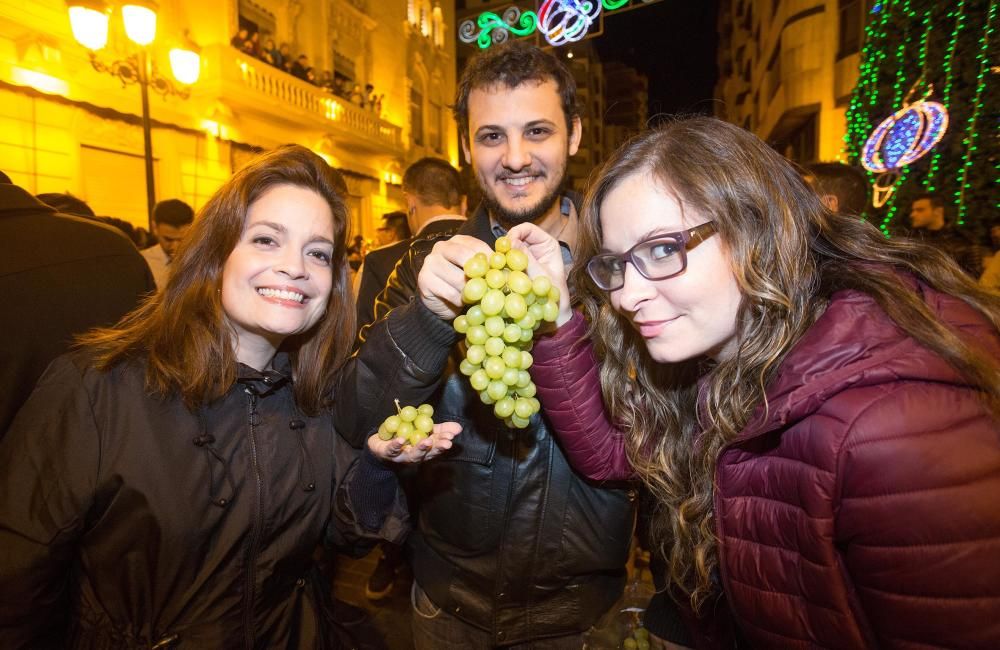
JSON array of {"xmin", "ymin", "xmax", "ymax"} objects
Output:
[{"xmin": 488, "ymin": 196, "xmax": 574, "ymax": 267}]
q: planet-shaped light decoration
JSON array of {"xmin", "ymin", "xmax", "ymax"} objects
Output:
[
  {"xmin": 861, "ymin": 94, "xmax": 949, "ymax": 208},
  {"xmin": 538, "ymin": 0, "xmax": 602, "ymax": 47}
]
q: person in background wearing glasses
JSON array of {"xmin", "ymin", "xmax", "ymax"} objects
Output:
[{"xmin": 504, "ymin": 117, "xmax": 1000, "ymax": 649}]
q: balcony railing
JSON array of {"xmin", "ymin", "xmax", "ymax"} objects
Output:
[{"xmin": 203, "ymin": 45, "xmax": 402, "ymax": 151}]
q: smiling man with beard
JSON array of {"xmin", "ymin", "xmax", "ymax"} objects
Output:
[{"xmin": 334, "ymin": 42, "xmax": 635, "ymax": 649}]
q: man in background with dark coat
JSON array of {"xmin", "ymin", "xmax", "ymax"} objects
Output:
[
  {"xmin": 355, "ymin": 157, "xmax": 466, "ymax": 333},
  {"xmin": 0, "ymin": 170, "xmax": 154, "ymax": 435}
]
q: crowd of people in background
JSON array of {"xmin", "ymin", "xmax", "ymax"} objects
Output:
[
  {"xmin": 231, "ymin": 27, "xmax": 384, "ymax": 116},
  {"xmin": 1, "ymin": 37, "xmax": 997, "ymax": 650}
]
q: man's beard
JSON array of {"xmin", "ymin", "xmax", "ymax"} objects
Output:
[{"xmin": 479, "ymin": 164, "xmax": 568, "ymax": 230}]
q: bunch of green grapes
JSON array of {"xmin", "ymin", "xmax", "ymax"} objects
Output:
[
  {"xmin": 622, "ymin": 627, "xmax": 650, "ymax": 650},
  {"xmin": 453, "ymin": 236, "xmax": 560, "ymax": 429},
  {"xmin": 378, "ymin": 399, "xmax": 435, "ymax": 446}
]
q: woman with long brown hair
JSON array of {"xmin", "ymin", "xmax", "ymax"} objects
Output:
[
  {"xmin": 507, "ymin": 117, "xmax": 1000, "ymax": 648},
  {"xmin": 0, "ymin": 145, "xmax": 459, "ymax": 648}
]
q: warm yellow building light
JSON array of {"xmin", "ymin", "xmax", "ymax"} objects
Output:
[
  {"xmin": 122, "ymin": 1, "xmax": 157, "ymax": 46},
  {"xmin": 11, "ymin": 67, "xmax": 70, "ymax": 96},
  {"xmin": 169, "ymin": 47, "xmax": 200, "ymax": 84},
  {"xmin": 67, "ymin": 1, "xmax": 110, "ymax": 51}
]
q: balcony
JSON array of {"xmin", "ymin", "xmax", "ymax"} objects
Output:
[{"xmin": 197, "ymin": 45, "xmax": 402, "ymax": 155}]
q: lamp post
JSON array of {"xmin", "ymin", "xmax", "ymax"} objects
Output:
[{"xmin": 67, "ymin": 0, "xmax": 200, "ymax": 230}]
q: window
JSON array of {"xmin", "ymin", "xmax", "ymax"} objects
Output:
[
  {"xmin": 411, "ymin": 87, "xmax": 424, "ymax": 146},
  {"xmin": 838, "ymin": 0, "xmax": 874, "ymax": 57}
]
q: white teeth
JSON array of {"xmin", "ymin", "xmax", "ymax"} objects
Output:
[
  {"xmin": 257, "ymin": 288, "xmax": 305, "ymax": 303},
  {"xmin": 504, "ymin": 177, "xmax": 533, "ymax": 186}
]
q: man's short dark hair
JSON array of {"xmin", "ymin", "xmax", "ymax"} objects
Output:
[
  {"xmin": 911, "ymin": 192, "xmax": 946, "ymax": 211},
  {"xmin": 153, "ymin": 199, "xmax": 195, "ymax": 227},
  {"xmin": 453, "ymin": 41, "xmax": 579, "ymax": 144},
  {"xmin": 403, "ymin": 157, "xmax": 464, "ymax": 209},
  {"xmin": 378, "ymin": 210, "xmax": 411, "ymax": 241},
  {"xmin": 0, "ymin": 170, "xmax": 11, "ymax": 184},
  {"xmin": 804, "ymin": 162, "xmax": 869, "ymax": 217},
  {"xmin": 37, "ymin": 192, "xmax": 96, "ymax": 218}
]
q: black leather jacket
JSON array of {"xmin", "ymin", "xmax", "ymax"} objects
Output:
[{"xmin": 335, "ymin": 204, "xmax": 636, "ymax": 646}]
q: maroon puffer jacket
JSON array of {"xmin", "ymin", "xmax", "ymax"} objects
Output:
[{"xmin": 532, "ymin": 282, "xmax": 1000, "ymax": 648}]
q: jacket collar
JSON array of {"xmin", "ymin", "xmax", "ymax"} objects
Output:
[{"xmin": 236, "ymin": 351, "xmax": 293, "ymax": 395}]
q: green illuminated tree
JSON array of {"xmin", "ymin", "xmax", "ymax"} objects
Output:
[{"xmin": 845, "ymin": 0, "xmax": 998, "ymax": 243}]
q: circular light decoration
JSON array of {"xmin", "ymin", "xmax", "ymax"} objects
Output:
[
  {"xmin": 861, "ymin": 84, "xmax": 949, "ymax": 208},
  {"xmin": 538, "ymin": 0, "xmax": 601, "ymax": 47}
]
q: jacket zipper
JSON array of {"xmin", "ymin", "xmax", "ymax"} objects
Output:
[{"xmin": 244, "ymin": 388, "xmax": 264, "ymax": 650}]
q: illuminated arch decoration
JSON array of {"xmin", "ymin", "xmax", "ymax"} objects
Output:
[
  {"xmin": 459, "ymin": 7, "xmax": 538, "ymax": 49},
  {"xmin": 861, "ymin": 84, "xmax": 949, "ymax": 208},
  {"xmin": 538, "ymin": 0, "xmax": 602, "ymax": 47},
  {"xmin": 459, "ymin": 0, "xmax": 658, "ymax": 49}
]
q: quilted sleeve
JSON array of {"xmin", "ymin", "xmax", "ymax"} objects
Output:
[
  {"xmin": 834, "ymin": 381, "xmax": 1000, "ymax": 648},
  {"xmin": 532, "ymin": 311, "xmax": 634, "ymax": 481}
]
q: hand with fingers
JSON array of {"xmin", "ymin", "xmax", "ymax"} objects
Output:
[
  {"xmin": 417, "ymin": 235, "xmax": 494, "ymax": 321},
  {"xmin": 505, "ymin": 223, "xmax": 574, "ymax": 327},
  {"xmin": 367, "ymin": 420, "xmax": 462, "ymax": 464}
]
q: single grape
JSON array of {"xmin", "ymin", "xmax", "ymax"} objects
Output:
[
  {"xmin": 466, "ymin": 344, "xmax": 487, "ymax": 365},
  {"xmin": 507, "ymin": 270, "xmax": 532, "ymax": 295},
  {"xmin": 397, "ymin": 421, "xmax": 414, "ymax": 440},
  {"xmin": 519, "ymin": 350, "xmax": 533, "ymax": 370},
  {"xmin": 514, "ymin": 397, "xmax": 534, "ymax": 419},
  {"xmin": 479, "ymin": 389, "xmax": 496, "ymax": 405},
  {"xmin": 459, "ymin": 359, "xmax": 478, "ymax": 376},
  {"xmin": 519, "ymin": 327, "xmax": 534, "ymax": 343},
  {"xmin": 493, "ymin": 397, "xmax": 515, "ymax": 419},
  {"xmin": 480, "ymin": 289, "xmax": 506, "ymax": 316},
  {"xmin": 528, "ymin": 303, "xmax": 545, "ymax": 322},
  {"xmin": 417, "ymin": 403, "xmax": 434, "ymax": 417},
  {"xmin": 484, "ymin": 336, "xmax": 506, "ymax": 357},
  {"xmin": 504, "ymin": 293, "xmax": 527, "ymax": 321},
  {"xmin": 501, "ymin": 367, "xmax": 520, "ymax": 386},
  {"xmin": 384, "ymin": 415, "xmax": 401, "ymax": 433},
  {"xmin": 502, "ymin": 347, "xmax": 522, "ymax": 368},
  {"xmin": 399, "ymin": 405, "xmax": 418, "ymax": 422},
  {"xmin": 510, "ymin": 413, "xmax": 531, "ymax": 429},
  {"xmin": 463, "ymin": 253, "xmax": 489, "ymax": 278},
  {"xmin": 494, "ymin": 235, "xmax": 511, "ymax": 253},
  {"xmin": 516, "ymin": 369, "xmax": 531, "ymax": 388},
  {"xmin": 414, "ymin": 414, "xmax": 434, "ymax": 433},
  {"xmin": 542, "ymin": 301, "xmax": 559, "ymax": 323},
  {"xmin": 519, "ymin": 381, "xmax": 537, "ymax": 398},
  {"xmin": 466, "ymin": 325, "xmax": 488, "ymax": 346},
  {"xmin": 484, "ymin": 315, "xmax": 506, "ymax": 338},
  {"xmin": 547, "ymin": 285, "xmax": 561, "ymax": 303},
  {"xmin": 502, "ymin": 323, "xmax": 523, "ymax": 343},
  {"xmin": 489, "ymin": 252, "xmax": 507, "ymax": 270},
  {"xmin": 485, "ymin": 268, "xmax": 506, "ymax": 289},
  {"xmin": 532, "ymin": 275, "xmax": 552, "ymax": 297},
  {"xmin": 487, "ymin": 380, "xmax": 508, "ymax": 401},
  {"xmin": 506, "ymin": 248, "xmax": 528, "ymax": 272},
  {"xmin": 466, "ymin": 305, "xmax": 486, "ymax": 326},
  {"xmin": 378, "ymin": 423, "xmax": 393, "ymax": 441},
  {"xmin": 462, "ymin": 277, "xmax": 488, "ymax": 304},
  {"xmin": 516, "ymin": 313, "xmax": 536, "ymax": 331},
  {"xmin": 453, "ymin": 314, "xmax": 469, "ymax": 334},
  {"xmin": 484, "ymin": 356, "xmax": 506, "ymax": 379}
]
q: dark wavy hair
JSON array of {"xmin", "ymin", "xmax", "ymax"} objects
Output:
[
  {"xmin": 79, "ymin": 145, "xmax": 355, "ymax": 415},
  {"xmin": 453, "ymin": 40, "xmax": 579, "ymax": 144},
  {"xmin": 572, "ymin": 116, "xmax": 1000, "ymax": 611}
]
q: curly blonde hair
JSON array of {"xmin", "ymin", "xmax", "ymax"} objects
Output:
[{"xmin": 572, "ymin": 117, "xmax": 1000, "ymax": 611}]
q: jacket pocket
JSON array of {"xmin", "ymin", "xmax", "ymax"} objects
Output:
[{"xmin": 415, "ymin": 414, "xmax": 499, "ymax": 552}]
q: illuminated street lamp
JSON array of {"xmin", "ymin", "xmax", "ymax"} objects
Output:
[{"xmin": 67, "ymin": 0, "xmax": 200, "ymax": 229}]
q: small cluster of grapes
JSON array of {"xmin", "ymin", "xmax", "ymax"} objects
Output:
[
  {"xmin": 378, "ymin": 399, "xmax": 435, "ymax": 446},
  {"xmin": 622, "ymin": 627, "xmax": 651, "ymax": 650},
  {"xmin": 454, "ymin": 236, "xmax": 559, "ymax": 428}
]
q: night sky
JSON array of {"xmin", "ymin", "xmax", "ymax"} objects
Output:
[{"xmin": 592, "ymin": 0, "xmax": 720, "ymax": 119}]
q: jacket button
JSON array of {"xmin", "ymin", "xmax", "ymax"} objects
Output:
[
  {"xmin": 497, "ymin": 631, "xmax": 506, "ymax": 641},
  {"xmin": 289, "ymin": 419, "xmax": 306, "ymax": 430},
  {"xmin": 295, "ymin": 578, "xmax": 306, "ymax": 588},
  {"xmin": 305, "ymin": 482, "xmax": 315, "ymax": 491},
  {"xmin": 216, "ymin": 498, "xmax": 228, "ymax": 507}
]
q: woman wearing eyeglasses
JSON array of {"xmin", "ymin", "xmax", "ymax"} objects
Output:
[{"xmin": 506, "ymin": 117, "xmax": 1000, "ymax": 649}]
